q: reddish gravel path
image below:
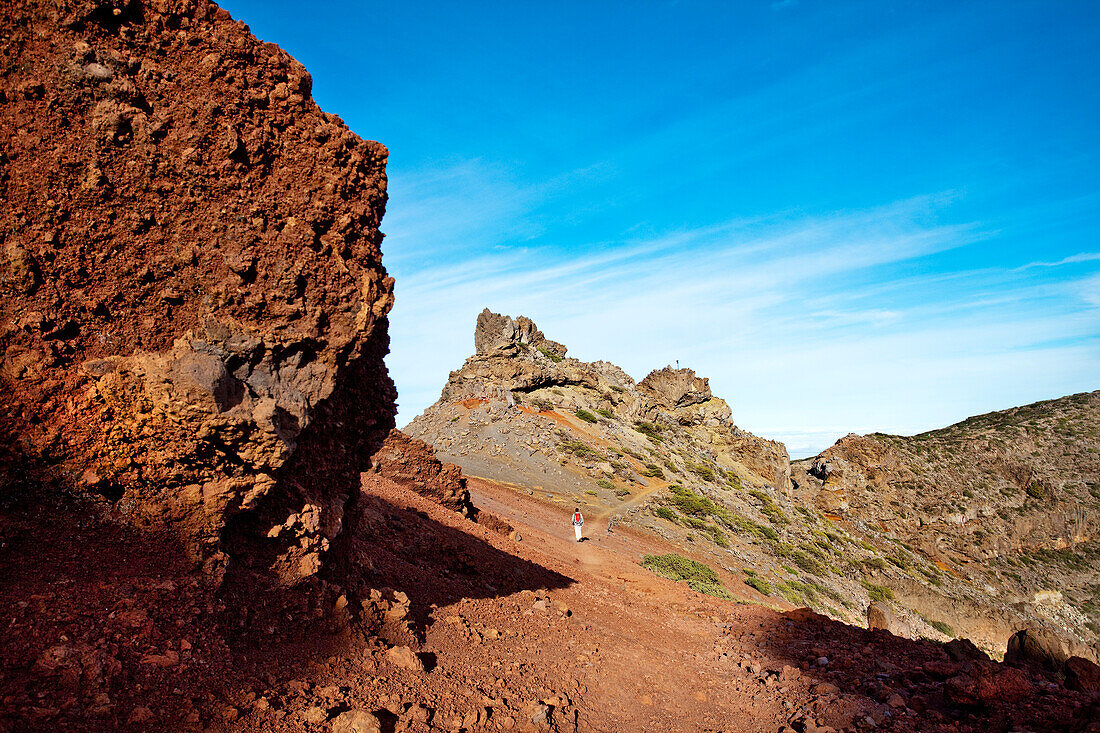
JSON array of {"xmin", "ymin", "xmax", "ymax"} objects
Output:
[{"xmin": 2, "ymin": 475, "xmax": 1097, "ymax": 732}]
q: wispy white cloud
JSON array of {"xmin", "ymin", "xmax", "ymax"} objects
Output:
[
  {"xmin": 1015, "ymin": 252, "xmax": 1100, "ymax": 270},
  {"xmin": 386, "ymin": 165, "xmax": 1100, "ymax": 456}
]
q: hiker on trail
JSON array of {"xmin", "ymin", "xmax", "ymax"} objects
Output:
[{"xmin": 572, "ymin": 507, "xmax": 584, "ymax": 542}]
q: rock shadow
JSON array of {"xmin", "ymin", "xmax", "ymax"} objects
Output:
[
  {"xmin": 345, "ymin": 489, "xmax": 574, "ymax": 635},
  {"xmin": 747, "ymin": 607, "xmax": 1096, "ymax": 732}
]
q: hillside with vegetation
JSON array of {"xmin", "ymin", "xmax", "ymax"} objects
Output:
[
  {"xmin": 793, "ymin": 391, "xmax": 1100, "ymax": 660},
  {"xmin": 407, "ymin": 311, "xmax": 1100, "ymax": 662}
]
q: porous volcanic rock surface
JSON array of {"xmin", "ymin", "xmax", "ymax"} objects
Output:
[{"xmin": 0, "ymin": 0, "xmax": 398, "ymax": 626}]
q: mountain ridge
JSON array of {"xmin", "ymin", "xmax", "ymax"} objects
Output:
[{"xmin": 409, "ymin": 309, "xmax": 1099, "ymax": 662}]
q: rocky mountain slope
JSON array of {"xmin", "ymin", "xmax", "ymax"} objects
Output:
[
  {"xmin": 2, "ymin": 2, "xmax": 1098, "ymax": 731},
  {"xmin": 409, "ymin": 311, "xmax": 1099, "ymax": 663},
  {"xmin": 793, "ymin": 392, "xmax": 1100, "ymax": 662}
]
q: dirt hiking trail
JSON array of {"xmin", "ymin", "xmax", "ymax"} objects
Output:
[{"xmin": 2, "ymin": 473, "xmax": 1096, "ymax": 732}]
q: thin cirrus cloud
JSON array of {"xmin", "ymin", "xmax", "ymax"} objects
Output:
[{"xmin": 384, "ymin": 162, "xmax": 1100, "ymax": 456}]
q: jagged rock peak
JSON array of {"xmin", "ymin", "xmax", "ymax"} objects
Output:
[
  {"xmin": 474, "ymin": 309, "xmax": 567, "ymax": 357},
  {"xmin": 639, "ymin": 366, "xmax": 712, "ymax": 409}
]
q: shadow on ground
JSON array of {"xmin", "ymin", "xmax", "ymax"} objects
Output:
[{"xmin": 749, "ymin": 607, "xmax": 1098, "ymax": 732}]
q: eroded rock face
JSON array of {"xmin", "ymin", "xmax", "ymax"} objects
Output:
[
  {"xmin": 367, "ymin": 429, "xmax": 472, "ymax": 515},
  {"xmin": 409, "ymin": 309, "xmax": 791, "ymax": 497},
  {"xmin": 638, "ymin": 367, "xmax": 713, "ymax": 409},
  {"xmin": 474, "ymin": 308, "xmax": 566, "ymax": 357},
  {"xmin": 0, "ymin": 0, "xmax": 395, "ymax": 623},
  {"xmin": 792, "ymin": 392, "xmax": 1100, "ymax": 660}
]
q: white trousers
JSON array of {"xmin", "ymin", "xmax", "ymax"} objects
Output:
[{"xmin": 574, "ymin": 525, "xmax": 582, "ymax": 541}]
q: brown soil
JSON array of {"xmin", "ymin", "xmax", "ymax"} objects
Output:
[{"xmin": 3, "ymin": 473, "xmax": 1097, "ymax": 733}]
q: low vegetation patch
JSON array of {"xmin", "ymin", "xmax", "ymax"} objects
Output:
[
  {"xmin": 634, "ymin": 421, "xmax": 665, "ymax": 443},
  {"xmin": 538, "ymin": 346, "xmax": 563, "ymax": 363},
  {"xmin": 530, "ymin": 397, "xmax": 555, "ymax": 412},
  {"xmin": 930, "ymin": 620, "xmax": 955, "ymax": 636},
  {"xmin": 773, "ymin": 543, "xmax": 827, "ymax": 576},
  {"xmin": 596, "ymin": 408, "xmax": 613, "ymax": 418},
  {"xmin": 558, "ymin": 440, "xmax": 601, "ymax": 460},
  {"xmin": 861, "ymin": 580, "xmax": 895, "ymax": 602},
  {"xmin": 574, "ymin": 409, "xmax": 599, "ymax": 424},
  {"xmin": 688, "ymin": 463, "xmax": 716, "ymax": 482},
  {"xmin": 744, "ymin": 576, "xmax": 772, "ymax": 595},
  {"xmin": 615, "ymin": 488, "xmax": 631, "ymax": 498},
  {"xmin": 749, "ymin": 489, "xmax": 789, "ymax": 525},
  {"xmin": 641, "ymin": 554, "xmax": 733, "ymax": 600},
  {"xmin": 654, "ymin": 506, "xmax": 677, "ymax": 521},
  {"xmin": 596, "ymin": 479, "xmax": 614, "ymax": 490}
]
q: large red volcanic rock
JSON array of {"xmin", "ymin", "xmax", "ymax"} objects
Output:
[{"xmin": 0, "ymin": 0, "xmax": 396, "ymax": 622}]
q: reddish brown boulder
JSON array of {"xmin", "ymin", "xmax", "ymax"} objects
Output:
[
  {"xmin": 1005, "ymin": 626, "xmax": 1081, "ymax": 671},
  {"xmin": 944, "ymin": 638, "xmax": 990, "ymax": 663},
  {"xmin": 945, "ymin": 662, "xmax": 1034, "ymax": 706},
  {"xmin": 1065, "ymin": 656, "xmax": 1100, "ymax": 694},
  {"xmin": 367, "ymin": 429, "xmax": 472, "ymax": 514},
  {"xmin": 0, "ymin": 0, "xmax": 395, "ymax": 627}
]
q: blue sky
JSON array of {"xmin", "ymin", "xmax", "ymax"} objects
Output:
[{"xmin": 221, "ymin": 0, "xmax": 1100, "ymax": 457}]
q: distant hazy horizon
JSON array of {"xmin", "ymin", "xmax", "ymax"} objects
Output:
[{"xmin": 221, "ymin": 1, "xmax": 1100, "ymax": 457}]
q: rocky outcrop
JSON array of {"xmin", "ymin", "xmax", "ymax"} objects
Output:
[
  {"xmin": 367, "ymin": 429, "xmax": 472, "ymax": 515},
  {"xmin": 793, "ymin": 392, "xmax": 1100, "ymax": 659},
  {"xmin": 638, "ymin": 367, "xmax": 712, "ymax": 409},
  {"xmin": 410, "ymin": 309, "xmax": 790, "ymax": 495},
  {"xmin": 474, "ymin": 308, "xmax": 565, "ymax": 357},
  {"xmin": 0, "ymin": 0, "xmax": 398, "ymax": 626}
]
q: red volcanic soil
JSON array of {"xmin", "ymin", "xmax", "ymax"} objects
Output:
[{"xmin": 3, "ymin": 472, "xmax": 1098, "ymax": 732}]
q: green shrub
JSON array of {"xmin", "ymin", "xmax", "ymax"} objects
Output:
[
  {"xmin": 727, "ymin": 474, "xmax": 743, "ymax": 490},
  {"xmin": 634, "ymin": 422, "xmax": 664, "ymax": 443},
  {"xmin": 790, "ymin": 549, "xmax": 826, "ymax": 575},
  {"xmin": 654, "ymin": 506, "xmax": 677, "ymax": 521},
  {"xmin": 642, "ymin": 553, "xmax": 720, "ymax": 583},
  {"xmin": 887, "ymin": 554, "xmax": 911, "ymax": 571},
  {"xmin": 689, "ymin": 463, "xmax": 716, "ymax": 482},
  {"xmin": 916, "ymin": 565, "xmax": 943, "ymax": 587},
  {"xmin": 584, "ymin": 490, "xmax": 597, "ymax": 496},
  {"xmin": 530, "ymin": 397, "xmax": 555, "ymax": 412},
  {"xmin": 575, "ymin": 409, "xmax": 599, "ymax": 423},
  {"xmin": 609, "ymin": 385, "xmax": 625, "ymax": 393},
  {"xmin": 596, "ymin": 408, "xmax": 613, "ymax": 418},
  {"xmin": 687, "ymin": 579, "xmax": 733, "ymax": 599},
  {"xmin": 722, "ymin": 513, "xmax": 779, "ymax": 542},
  {"xmin": 1026, "ymin": 481, "xmax": 1046, "ymax": 500},
  {"xmin": 749, "ymin": 489, "xmax": 789, "ymax": 525},
  {"xmin": 615, "ymin": 488, "xmax": 631, "ymax": 498},
  {"xmin": 668, "ymin": 485, "xmax": 716, "ymax": 516},
  {"xmin": 861, "ymin": 580, "xmax": 894, "ymax": 602},
  {"xmin": 745, "ymin": 576, "xmax": 773, "ymax": 595},
  {"xmin": 596, "ymin": 479, "xmax": 615, "ymax": 490},
  {"xmin": 863, "ymin": 557, "xmax": 887, "ymax": 571},
  {"xmin": 558, "ymin": 440, "xmax": 600, "ymax": 460},
  {"xmin": 930, "ymin": 620, "xmax": 954, "ymax": 636},
  {"xmin": 642, "ymin": 554, "xmax": 732, "ymax": 599},
  {"xmin": 538, "ymin": 346, "xmax": 563, "ymax": 363}
]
